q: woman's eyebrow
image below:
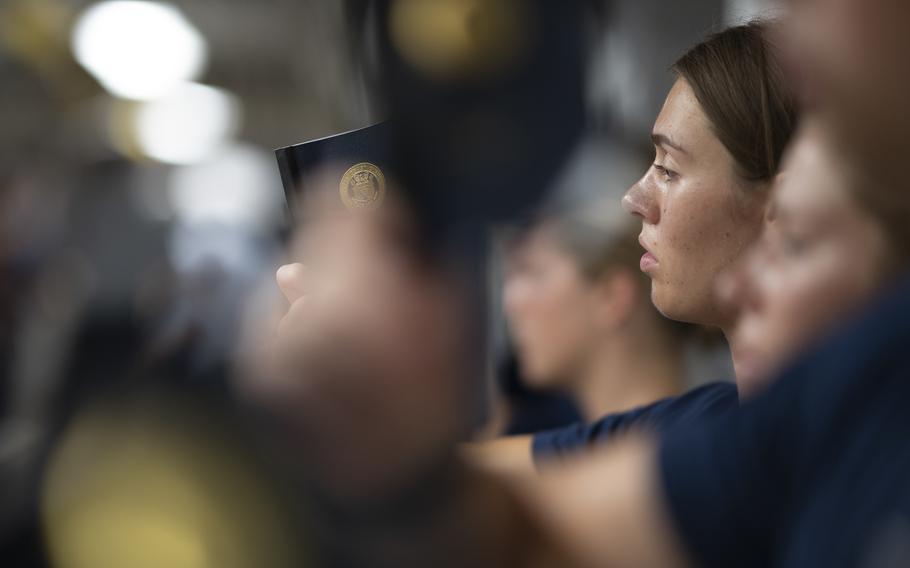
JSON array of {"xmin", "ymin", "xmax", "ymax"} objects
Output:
[{"xmin": 651, "ymin": 132, "xmax": 689, "ymax": 156}]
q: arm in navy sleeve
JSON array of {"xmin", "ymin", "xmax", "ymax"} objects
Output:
[{"xmin": 533, "ymin": 382, "xmax": 738, "ymax": 463}]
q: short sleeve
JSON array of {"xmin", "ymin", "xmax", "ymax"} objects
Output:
[{"xmin": 533, "ymin": 383, "xmax": 738, "ymax": 465}]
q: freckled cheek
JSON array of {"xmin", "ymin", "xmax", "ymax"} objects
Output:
[{"xmin": 657, "ymin": 199, "xmax": 706, "ymax": 275}]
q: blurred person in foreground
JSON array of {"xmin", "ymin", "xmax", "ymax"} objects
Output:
[
  {"xmin": 783, "ymin": 0, "xmax": 910, "ymax": 203},
  {"xmin": 251, "ymin": 163, "xmax": 573, "ymax": 566}
]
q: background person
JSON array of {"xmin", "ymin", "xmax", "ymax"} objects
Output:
[{"xmin": 502, "ymin": 204, "xmax": 687, "ymax": 423}]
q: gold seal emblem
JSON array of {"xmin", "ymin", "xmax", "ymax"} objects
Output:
[{"xmin": 339, "ymin": 162, "xmax": 386, "ymax": 210}]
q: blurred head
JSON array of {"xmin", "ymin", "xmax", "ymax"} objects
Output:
[
  {"xmin": 723, "ymin": 119, "xmax": 906, "ymax": 396},
  {"xmin": 783, "ymin": 0, "xmax": 910, "ymax": 193},
  {"xmin": 251, "ymin": 175, "xmax": 474, "ymax": 500},
  {"xmin": 622, "ymin": 21, "xmax": 797, "ymax": 328},
  {"xmin": 503, "ymin": 210, "xmax": 664, "ymax": 389}
]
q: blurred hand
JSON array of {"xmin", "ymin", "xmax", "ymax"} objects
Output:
[
  {"xmin": 251, "ymin": 201, "xmax": 467, "ymax": 505},
  {"xmin": 276, "ymin": 262, "xmax": 308, "ymax": 304}
]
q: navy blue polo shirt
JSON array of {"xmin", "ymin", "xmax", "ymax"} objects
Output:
[
  {"xmin": 660, "ymin": 279, "xmax": 910, "ymax": 568},
  {"xmin": 532, "ymin": 381, "xmax": 738, "ymax": 463}
]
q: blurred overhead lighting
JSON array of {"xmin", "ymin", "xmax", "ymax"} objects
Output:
[
  {"xmin": 168, "ymin": 143, "xmax": 284, "ymax": 231},
  {"xmin": 71, "ymin": 1, "xmax": 208, "ymax": 100},
  {"xmin": 134, "ymin": 82, "xmax": 240, "ymax": 166}
]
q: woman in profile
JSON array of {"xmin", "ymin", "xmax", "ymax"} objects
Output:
[{"xmin": 467, "ymin": 20, "xmax": 795, "ymax": 471}]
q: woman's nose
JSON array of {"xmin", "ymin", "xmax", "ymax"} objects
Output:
[{"xmin": 622, "ymin": 179, "xmax": 660, "ymax": 224}]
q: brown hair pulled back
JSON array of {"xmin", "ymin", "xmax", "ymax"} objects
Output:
[{"xmin": 672, "ymin": 21, "xmax": 797, "ymax": 183}]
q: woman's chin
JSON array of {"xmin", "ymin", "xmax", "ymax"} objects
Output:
[{"xmin": 650, "ymin": 293, "xmax": 702, "ymax": 326}]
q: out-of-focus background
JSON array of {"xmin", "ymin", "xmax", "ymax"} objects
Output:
[{"xmin": 0, "ymin": 0, "xmax": 776, "ymax": 565}]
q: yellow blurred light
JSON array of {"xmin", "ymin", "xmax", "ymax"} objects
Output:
[
  {"xmin": 42, "ymin": 394, "xmax": 306, "ymax": 568},
  {"xmin": 389, "ymin": 0, "xmax": 533, "ymax": 83},
  {"xmin": 0, "ymin": 0, "xmax": 74, "ymax": 74}
]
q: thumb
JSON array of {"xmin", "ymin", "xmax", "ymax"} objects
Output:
[{"xmin": 276, "ymin": 263, "xmax": 309, "ymax": 303}]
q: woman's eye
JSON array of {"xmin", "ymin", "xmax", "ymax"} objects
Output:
[{"xmin": 653, "ymin": 163, "xmax": 677, "ymax": 182}]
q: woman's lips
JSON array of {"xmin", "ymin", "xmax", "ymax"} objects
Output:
[
  {"xmin": 640, "ymin": 251, "xmax": 658, "ymax": 272},
  {"xmin": 639, "ymin": 236, "xmax": 658, "ymax": 272}
]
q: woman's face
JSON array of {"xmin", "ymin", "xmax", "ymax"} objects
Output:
[
  {"xmin": 622, "ymin": 79, "xmax": 768, "ymax": 327},
  {"xmin": 503, "ymin": 223, "xmax": 600, "ymax": 388},
  {"xmin": 722, "ymin": 123, "xmax": 889, "ymax": 396}
]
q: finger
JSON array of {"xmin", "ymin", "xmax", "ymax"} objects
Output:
[
  {"xmin": 276, "ymin": 296, "xmax": 311, "ymax": 343},
  {"xmin": 276, "ymin": 263, "xmax": 309, "ymax": 303}
]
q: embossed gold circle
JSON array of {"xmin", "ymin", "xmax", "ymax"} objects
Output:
[{"xmin": 339, "ymin": 162, "xmax": 386, "ymax": 210}]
